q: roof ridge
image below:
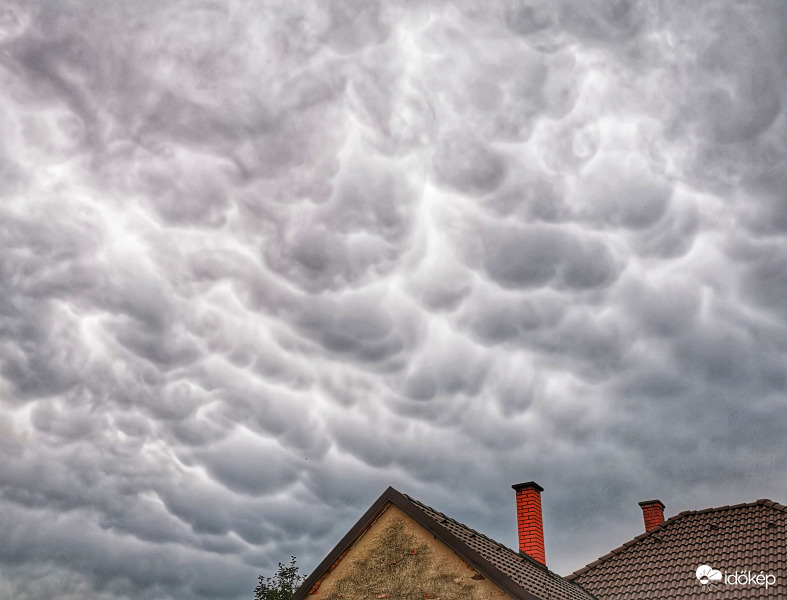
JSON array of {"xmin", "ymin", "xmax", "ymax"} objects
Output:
[
  {"xmin": 565, "ymin": 498, "xmax": 785, "ymax": 581},
  {"xmin": 755, "ymin": 498, "xmax": 787, "ymax": 511}
]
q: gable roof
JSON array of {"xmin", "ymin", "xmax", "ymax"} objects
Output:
[
  {"xmin": 292, "ymin": 486, "xmax": 596, "ymax": 600},
  {"xmin": 567, "ymin": 499, "xmax": 787, "ymax": 599}
]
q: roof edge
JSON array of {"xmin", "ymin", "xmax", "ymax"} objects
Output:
[{"xmin": 291, "ymin": 487, "xmax": 398, "ymax": 600}]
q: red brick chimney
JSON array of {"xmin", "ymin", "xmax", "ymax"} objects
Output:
[
  {"xmin": 512, "ymin": 481, "xmax": 545, "ymax": 565},
  {"xmin": 638, "ymin": 499, "xmax": 665, "ymax": 531}
]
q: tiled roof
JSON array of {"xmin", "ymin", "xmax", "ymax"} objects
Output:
[
  {"xmin": 404, "ymin": 494, "xmax": 597, "ymax": 600},
  {"xmin": 567, "ymin": 499, "xmax": 787, "ymax": 599}
]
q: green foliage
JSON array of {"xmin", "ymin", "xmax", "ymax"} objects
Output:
[{"xmin": 255, "ymin": 556, "xmax": 305, "ymax": 600}]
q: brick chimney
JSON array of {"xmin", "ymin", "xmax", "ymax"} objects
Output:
[
  {"xmin": 512, "ymin": 481, "xmax": 545, "ymax": 565},
  {"xmin": 638, "ymin": 499, "xmax": 665, "ymax": 531}
]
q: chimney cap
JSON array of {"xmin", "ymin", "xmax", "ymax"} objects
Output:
[
  {"xmin": 512, "ymin": 481, "xmax": 544, "ymax": 492},
  {"xmin": 638, "ymin": 499, "xmax": 665, "ymax": 509}
]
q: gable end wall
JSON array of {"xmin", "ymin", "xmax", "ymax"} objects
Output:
[{"xmin": 308, "ymin": 504, "xmax": 512, "ymax": 600}]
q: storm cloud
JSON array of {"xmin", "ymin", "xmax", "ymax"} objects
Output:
[{"xmin": 1, "ymin": 1, "xmax": 787, "ymax": 598}]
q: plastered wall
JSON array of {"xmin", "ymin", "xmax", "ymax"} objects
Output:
[{"xmin": 308, "ymin": 504, "xmax": 511, "ymax": 600}]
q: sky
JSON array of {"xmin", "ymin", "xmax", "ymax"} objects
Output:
[{"xmin": 1, "ymin": 1, "xmax": 786, "ymax": 599}]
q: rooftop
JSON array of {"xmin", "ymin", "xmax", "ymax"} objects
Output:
[{"xmin": 568, "ymin": 499, "xmax": 787, "ymax": 599}]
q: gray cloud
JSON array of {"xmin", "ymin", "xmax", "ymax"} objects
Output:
[{"xmin": 1, "ymin": 1, "xmax": 787, "ymax": 598}]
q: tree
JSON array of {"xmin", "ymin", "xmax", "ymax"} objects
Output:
[{"xmin": 255, "ymin": 556, "xmax": 305, "ymax": 600}]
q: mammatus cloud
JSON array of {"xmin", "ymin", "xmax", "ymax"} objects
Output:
[{"xmin": 1, "ymin": 1, "xmax": 786, "ymax": 598}]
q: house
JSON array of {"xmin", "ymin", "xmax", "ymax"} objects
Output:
[
  {"xmin": 291, "ymin": 483, "xmax": 595, "ymax": 600},
  {"xmin": 293, "ymin": 484, "xmax": 786, "ymax": 600}
]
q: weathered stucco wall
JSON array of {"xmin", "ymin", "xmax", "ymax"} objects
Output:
[{"xmin": 308, "ymin": 505, "xmax": 511, "ymax": 600}]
